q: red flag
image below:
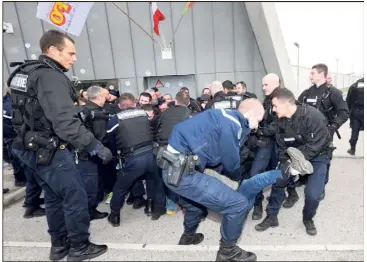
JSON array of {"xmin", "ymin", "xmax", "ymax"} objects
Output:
[{"xmin": 151, "ymin": 2, "xmax": 165, "ymax": 36}]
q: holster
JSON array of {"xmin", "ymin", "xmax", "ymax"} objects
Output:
[
  {"xmin": 24, "ymin": 131, "xmax": 59, "ymax": 166},
  {"xmin": 161, "ymin": 150, "xmax": 200, "ymax": 187},
  {"xmin": 156, "ymin": 146, "xmax": 169, "ymax": 169},
  {"xmin": 152, "ymin": 142, "xmax": 160, "ymax": 156}
]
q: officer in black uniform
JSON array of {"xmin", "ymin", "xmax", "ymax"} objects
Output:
[
  {"xmin": 3, "ymin": 88, "xmax": 45, "ymax": 219},
  {"xmin": 154, "ymin": 91, "xmax": 206, "ymax": 217},
  {"xmin": 103, "ymin": 88, "xmax": 120, "ymax": 115},
  {"xmin": 8, "ymin": 30, "xmax": 110, "ymax": 261},
  {"xmin": 175, "ymin": 87, "xmax": 202, "ymax": 113},
  {"xmin": 76, "ymin": 85, "xmax": 112, "ymax": 221},
  {"xmin": 255, "ymin": 88, "xmax": 332, "ymax": 236},
  {"xmin": 106, "ymin": 101, "xmax": 166, "ymax": 227},
  {"xmin": 235, "ymin": 81, "xmax": 257, "ymax": 99},
  {"xmin": 250, "ymin": 74, "xmax": 280, "ymax": 220},
  {"xmin": 346, "ymin": 78, "xmax": 364, "ymax": 155},
  {"xmin": 206, "ymin": 81, "xmax": 244, "ymax": 110},
  {"xmin": 285, "ymin": 63, "xmax": 349, "ymax": 206}
]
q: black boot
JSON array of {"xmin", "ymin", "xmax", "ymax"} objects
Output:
[
  {"xmin": 67, "ymin": 240, "xmax": 108, "ymax": 261},
  {"xmin": 144, "ymin": 199, "xmax": 153, "ymax": 216},
  {"xmin": 133, "ymin": 196, "xmax": 146, "ymax": 209},
  {"xmin": 23, "ymin": 206, "xmax": 46, "ymax": 219},
  {"xmin": 303, "ymin": 219, "xmax": 317, "ymax": 236},
  {"xmin": 347, "ymin": 148, "xmax": 356, "ymax": 155},
  {"xmin": 216, "ymin": 242, "xmax": 257, "ymax": 261},
  {"xmin": 255, "ymin": 215, "xmax": 279, "ymax": 232},
  {"xmin": 252, "ymin": 204, "xmax": 263, "ymax": 220},
  {"xmin": 178, "ymin": 232, "xmax": 204, "ymax": 245},
  {"xmin": 107, "ymin": 213, "xmax": 120, "ymax": 227},
  {"xmin": 126, "ymin": 194, "xmax": 134, "ymax": 205},
  {"xmin": 3, "ymin": 188, "xmax": 9, "ymax": 194},
  {"xmin": 90, "ymin": 209, "xmax": 108, "ymax": 221},
  {"xmin": 282, "ymin": 188, "xmax": 299, "ymax": 208},
  {"xmin": 151, "ymin": 207, "xmax": 166, "ymax": 221},
  {"xmin": 50, "ymin": 236, "xmax": 70, "ymax": 261},
  {"xmin": 14, "ymin": 180, "xmax": 26, "ymax": 187}
]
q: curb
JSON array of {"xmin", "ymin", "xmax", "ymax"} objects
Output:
[
  {"xmin": 333, "ymin": 155, "xmax": 364, "ymax": 159},
  {"xmin": 3, "ymin": 187, "xmax": 26, "ymax": 208}
]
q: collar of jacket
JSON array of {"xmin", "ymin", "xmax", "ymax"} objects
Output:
[
  {"xmin": 86, "ymin": 100, "xmax": 103, "ymax": 110},
  {"xmin": 214, "ymin": 91, "xmax": 226, "ymax": 99},
  {"xmin": 38, "ymin": 55, "xmax": 68, "ymax": 72}
]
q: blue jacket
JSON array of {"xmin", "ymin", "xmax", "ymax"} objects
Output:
[
  {"xmin": 3, "ymin": 94, "xmax": 17, "ymax": 139},
  {"xmin": 168, "ymin": 109, "xmax": 250, "ymax": 180}
]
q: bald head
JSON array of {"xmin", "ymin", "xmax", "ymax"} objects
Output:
[
  {"xmin": 262, "ymin": 73, "xmax": 280, "ymax": 96},
  {"xmin": 210, "ymin": 81, "xmax": 223, "ymax": 96},
  {"xmin": 238, "ymin": 98, "xmax": 264, "ymax": 130}
]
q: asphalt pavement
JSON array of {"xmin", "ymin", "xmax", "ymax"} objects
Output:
[{"xmin": 2, "ymin": 122, "xmax": 364, "ymax": 261}]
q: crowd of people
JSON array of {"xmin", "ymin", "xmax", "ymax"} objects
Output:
[{"xmin": 3, "ymin": 29, "xmax": 364, "ymax": 261}]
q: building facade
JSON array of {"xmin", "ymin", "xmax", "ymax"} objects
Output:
[{"xmin": 3, "ymin": 2, "xmax": 296, "ymax": 99}]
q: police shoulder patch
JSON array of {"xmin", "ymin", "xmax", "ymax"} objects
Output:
[
  {"xmin": 117, "ymin": 109, "xmax": 147, "ymax": 120},
  {"xmin": 10, "ymin": 73, "xmax": 28, "ymax": 92}
]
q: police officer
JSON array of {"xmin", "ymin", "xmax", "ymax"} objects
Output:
[
  {"xmin": 235, "ymin": 81, "xmax": 257, "ymax": 99},
  {"xmin": 346, "ymin": 78, "xmax": 364, "ymax": 155},
  {"xmin": 159, "ymin": 99, "xmax": 269, "ymax": 261},
  {"xmin": 154, "ymin": 91, "xmax": 195, "ymax": 215},
  {"xmin": 286, "ymin": 63, "xmax": 349, "ymax": 205},
  {"xmin": 206, "ymin": 81, "xmax": 244, "ymax": 109},
  {"xmin": 175, "ymin": 87, "xmax": 202, "ymax": 113},
  {"xmin": 8, "ymin": 29, "xmax": 110, "ymax": 261},
  {"xmin": 106, "ymin": 98, "xmax": 166, "ymax": 227},
  {"xmin": 255, "ymin": 88, "xmax": 332, "ymax": 236},
  {"xmin": 3, "ymin": 88, "xmax": 45, "ymax": 218},
  {"xmin": 249, "ymin": 74, "xmax": 280, "ymax": 221},
  {"xmin": 103, "ymin": 88, "xmax": 120, "ymax": 115},
  {"xmin": 76, "ymin": 85, "xmax": 112, "ymax": 220}
]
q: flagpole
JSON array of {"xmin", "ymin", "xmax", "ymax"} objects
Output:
[
  {"xmin": 160, "ymin": 30, "xmax": 167, "ymax": 49},
  {"xmin": 169, "ymin": 11, "xmax": 185, "ymax": 48},
  {"xmin": 111, "ymin": 2, "xmax": 163, "ymax": 49}
]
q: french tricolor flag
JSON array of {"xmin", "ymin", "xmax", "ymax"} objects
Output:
[{"xmin": 151, "ymin": 2, "xmax": 165, "ymax": 36}]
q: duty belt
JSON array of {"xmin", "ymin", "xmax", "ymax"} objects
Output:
[{"xmin": 122, "ymin": 144, "xmax": 153, "ymax": 158}]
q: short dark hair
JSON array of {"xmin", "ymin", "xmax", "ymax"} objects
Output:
[
  {"xmin": 139, "ymin": 92, "xmax": 152, "ymax": 102},
  {"xmin": 151, "ymin": 87, "xmax": 159, "ymax": 93},
  {"xmin": 312, "ymin": 63, "xmax": 328, "ymax": 77},
  {"xmin": 39, "ymin": 29, "xmax": 75, "ymax": 53},
  {"xmin": 141, "ymin": 104, "xmax": 154, "ymax": 111},
  {"xmin": 202, "ymin": 88, "xmax": 210, "ymax": 94},
  {"xmin": 175, "ymin": 91, "xmax": 190, "ymax": 105},
  {"xmin": 180, "ymin": 87, "xmax": 189, "ymax": 93},
  {"xmin": 270, "ymin": 87, "xmax": 295, "ymax": 104},
  {"xmin": 119, "ymin": 92, "xmax": 135, "ymax": 104},
  {"xmin": 222, "ymin": 80, "xmax": 234, "ymax": 90},
  {"xmin": 236, "ymin": 81, "xmax": 247, "ymax": 88}
]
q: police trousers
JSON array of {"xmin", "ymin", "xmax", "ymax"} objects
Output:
[
  {"xmin": 76, "ymin": 158, "xmax": 99, "ymax": 213},
  {"xmin": 162, "ymin": 168, "xmax": 284, "ymax": 245},
  {"xmin": 23, "ymin": 166, "xmax": 43, "ymax": 208},
  {"xmin": 4, "ymin": 138, "xmax": 27, "ymax": 183},
  {"xmin": 110, "ymin": 150, "xmax": 166, "ymax": 214},
  {"xmin": 350, "ymin": 108, "xmax": 364, "ymax": 149},
  {"xmin": 249, "ymin": 140, "xmax": 278, "ymax": 206},
  {"xmin": 12, "ymin": 148, "xmax": 90, "ymax": 244},
  {"xmin": 266, "ymin": 154, "xmax": 329, "ymax": 220}
]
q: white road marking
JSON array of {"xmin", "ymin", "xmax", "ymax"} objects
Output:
[{"xmin": 3, "ymin": 241, "xmax": 364, "ymax": 252}]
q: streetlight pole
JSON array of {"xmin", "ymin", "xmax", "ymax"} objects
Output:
[
  {"xmin": 293, "ymin": 42, "xmax": 300, "ymax": 91},
  {"xmin": 335, "ymin": 58, "xmax": 339, "ymax": 88}
]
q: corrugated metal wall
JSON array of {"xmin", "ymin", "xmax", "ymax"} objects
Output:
[{"xmin": 3, "ymin": 2, "xmax": 266, "ymax": 98}]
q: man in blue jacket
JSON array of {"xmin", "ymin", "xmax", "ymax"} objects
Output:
[{"xmin": 159, "ymin": 99, "xmax": 289, "ymax": 261}]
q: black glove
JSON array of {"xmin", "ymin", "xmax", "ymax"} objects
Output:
[
  {"xmin": 328, "ymin": 124, "xmax": 338, "ymax": 138},
  {"xmin": 86, "ymin": 139, "xmax": 112, "ymax": 164},
  {"xmin": 247, "ymin": 135, "xmax": 258, "ymax": 147}
]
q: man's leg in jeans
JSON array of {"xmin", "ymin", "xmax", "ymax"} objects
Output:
[
  {"xmin": 23, "ymin": 166, "xmax": 44, "ymax": 219},
  {"xmin": 162, "ymin": 169, "xmax": 256, "ymax": 261},
  {"xmin": 238, "ymin": 170, "xmax": 283, "ymax": 208},
  {"xmin": 249, "ymin": 140, "xmax": 274, "ymax": 220},
  {"xmin": 145, "ymin": 155, "xmax": 166, "ymax": 220},
  {"xmin": 302, "ymin": 155, "xmax": 328, "ymax": 236}
]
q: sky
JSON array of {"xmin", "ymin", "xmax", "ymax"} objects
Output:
[{"xmin": 275, "ymin": 2, "xmax": 364, "ymax": 75}]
